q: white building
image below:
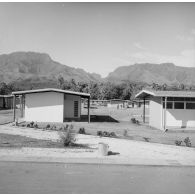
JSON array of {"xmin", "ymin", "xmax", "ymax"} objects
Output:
[
  {"xmin": 135, "ymin": 89, "xmax": 195, "ymax": 130},
  {"xmin": 12, "ymin": 88, "xmax": 90, "ymax": 123}
]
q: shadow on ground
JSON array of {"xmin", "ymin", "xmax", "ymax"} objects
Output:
[
  {"xmin": 80, "ymin": 115, "xmax": 119, "ymax": 123},
  {"xmin": 108, "ymin": 151, "xmax": 120, "ymax": 156}
]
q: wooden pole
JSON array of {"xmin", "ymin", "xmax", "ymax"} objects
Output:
[
  {"xmin": 143, "ymin": 98, "xmax": 146, "ymax": 123},
  {"xmin": 13, "ymin": 95, "xmax": 16, "ymax": 122},
  {"xmin": 88, "ymin": 97, "xmax": 90, "ymax": 123}
]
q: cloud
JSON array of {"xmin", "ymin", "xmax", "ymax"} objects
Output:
[
  {"xmin": 176, "ymin": 35, "xmax": 194, "ymax": 41},
  {"xmin": 114, "ymin": 49, "xmax": 195, "ymax": 68},
  {"xmin": 176, "ymin": 29, "xmax": 195, "ymax": 42},
  {"xmin": 134, "ymin": 42, "xmax": 147, "ymax": 50},
  {"xmin": 191, "ymin": 29, "xmax": 195, "ymax": 35}
]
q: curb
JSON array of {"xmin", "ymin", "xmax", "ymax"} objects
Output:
[{"xmin": 1, "ymin": 155, "xmax": 195, "ymax": 167}]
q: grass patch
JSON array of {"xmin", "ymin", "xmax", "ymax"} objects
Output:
[{"xmin": 0, "ymin": 133, "xmax": 63, "ymax": 148}]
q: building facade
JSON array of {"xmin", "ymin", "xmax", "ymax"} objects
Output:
[
  {"xmin": 136, "ymin": 90, "xmax": 195, "ymax": 130},
  {"xmin": 12, "ymin": 88, "xmax": 90, "ymax": 123}
]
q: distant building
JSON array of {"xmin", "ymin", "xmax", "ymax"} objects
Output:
[
  {"xmin": 12, "ymin": 88, "xmax": 90, "ymax": 123},
  {"xmin": 136, "ymin": 89, "xmax": 195, "ymax": 130},
  {"xmin": 107, "ymin": 99, "xmax": 131, "ymax": 109}
]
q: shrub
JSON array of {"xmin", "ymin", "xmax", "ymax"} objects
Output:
[
  {"xmin": 51, "ymin": 125, "xmax": 56, "ymax": 130},
  {"xmin": 78, "ymin": 127, "xmax": 86, "ymax": 134},
  {"xmin": 58, "ymin": 124, "xmax": 76, "ymax": 147},
  {"xmin": 103, "ymin": 131, "xmax": 109, "ymax": 137},
  {"xmin": 184, "ymin": 137, "xmax": 191, "ymax": 147},
  {"xmin": 97, "ymin": 131, "xmax": 103, "ymax": 136},
  {"xmin": 59, "ymin": 127, "xmax": 63, "ymax": 131},
  {"xmin": 27, "ymin": 124, "xmax": 30, "ymax": 128},
  {"xmin": 110, "ymin": 132, "xmax": 116, "ymax": 137},
  {"xmin": 34, "ymin": 124, "xmax": 38, "ymax": 129},
  {"xmin": 131, "ymin": 118, "xmax": 140, "ymax": 125},
  {"xmin": 123, "ymin": 130, "xmax": 128, "ymax": 137},
  {"xmin": 175, "ymin": 140, "xmax": 182, "ymax": 146},
  {"xmin": 30, "ymin": 121, "xmax": 34, "ymax": 128},
  {"xmin": 131, "ymin": 118, "xmax": 137, "ymax": 123},
  {"xmin": 46, "ymin": 124, "xmax": 50, "ymax": 129},
  {"xmin": 143, "ymin": 137, "xmax": 150, "ymax": 142}
]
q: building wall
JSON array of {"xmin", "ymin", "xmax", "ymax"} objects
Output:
[
  {"xmin": 166, "ymin": 109, "xmax": 195, "ymax": 128},
  {"xmin": 149, "ymin": 97, "xmax": 162, "ymax": 129},
  {"xmin": 25, "ymin": 92, "xmax": 64, "ymax": 122},
  {"xmin": 64, "ymin": 94, "xmax": 81, "ymax": 119}
]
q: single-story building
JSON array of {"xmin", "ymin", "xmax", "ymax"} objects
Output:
[
  {"xmin": 12, "ymin": 88, "xmax": 90, "ymax": 123},
  {"xmin": 135, "ymin": 89, "xmax": 195, "ymax": 130},
  {"xmin": 0, "ymin": 95, "xmax": 14, "ymax": 109}
]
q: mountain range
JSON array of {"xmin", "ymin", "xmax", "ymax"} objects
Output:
[
  {"xmin": 0, "ymin": 52, "xmax": 101, "ymax": 84},
  {"xmin": 0, "ymin": 51, "xmax": 195, "ymax": 88},
  {"xmin": 107, "ymin": 63, "xmax": 195, "ymax": 85}
]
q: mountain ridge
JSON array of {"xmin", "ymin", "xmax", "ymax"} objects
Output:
[
  {"xmin": 0, "ymin": 52, "xmax": 195, "ymax": 87},
  {"xmin": 0, "ymin": 51, "xmax": 102, "ymax": 84},
  {"xmin": 106, "ymin": 63, "xmax": 195, "ymax": 85}
]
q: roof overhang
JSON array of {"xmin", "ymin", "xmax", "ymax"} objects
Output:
[
  {"xmin": 0, "ymin": 95, "xmax": 13, "ymax": 98},
  {"xmin": 12, "ymin": 88, "xmax": 90, "ymax": 98},
  {"xmin": 135, "ymin": 89, "xmax": 195, "ymax": 99},
  {"xmin": 135, "ymin": 90, "xmax": 155, "ymax": 99}
]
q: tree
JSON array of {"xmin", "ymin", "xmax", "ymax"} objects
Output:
[{"xmin": 57, "ymin": 75, "xmax": 65, "ymax": 88}]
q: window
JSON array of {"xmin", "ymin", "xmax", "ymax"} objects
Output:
[
  {"xmin": 74, "ymin": 101, "xmax": 79, "ymax": 117},
  {"xmin": 163, "ymin": 102, "xmax": 173, "ymax": 109},
  {"xmin": 174, "ymin": 102, "xmax": 184, "ymax": 109},
  {"xmin": 186, "ymin": 102, "xmax": 195, "ymax": 109}
]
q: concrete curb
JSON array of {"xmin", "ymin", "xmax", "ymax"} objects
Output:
[{"xmin": 1, "ymin": 155, "xmax": 195, "ymax": 167}]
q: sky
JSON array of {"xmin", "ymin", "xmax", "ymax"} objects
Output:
[{"xmin": 0, "ymin": 2, "xmax": 195, "ymax": 77}]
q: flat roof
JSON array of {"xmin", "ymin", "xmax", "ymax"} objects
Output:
[
  {"xmin": 135, "ymin": 89, "xmax": 195, "ymax": 99},
  {"xmin": 12, "ymin": 88, "xmax": 90, "ymax": 98},
  {"xmin": 0, "ymin": 95, "xmax": 13, "ymax": 98}
]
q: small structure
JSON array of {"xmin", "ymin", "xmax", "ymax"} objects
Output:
[
  {"xmin": 12, "ymin": 88, "xmax": 90, "ymax": 123},
  {"xmin": 0, "ymin": 95, "xmax": 13, "ymax": 109},
  {"xmin": 107, "ymin": 99, "xmax": 131, "ymax": 109},
  {"xmin": 130, "ymin": 99, "xmax": 149, "ymax": 108},
  {"xmin": 135, "ymin": 89, "xmax": 195, "ymax": 130}
]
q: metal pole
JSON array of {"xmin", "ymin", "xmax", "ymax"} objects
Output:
[
  {"xmin": 164, "ymin": 97, "xmax": 167, "ymax": 130},
  {"xmin": 13, "ymin": 95, "xmax": 16, "ymax": 122},
  {"xmin": 143, "ymin": 98, "xmax": 146, "ymax": 123},
  {"xmin": 88, "ymin": 97, "xmax": 90, "ymax": 123}
]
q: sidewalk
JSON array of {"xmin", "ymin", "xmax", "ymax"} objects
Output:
[
  {"xmin": 0, "ymin": 147, "xmax": 195, "ymax": 166},
  {"xmin": 1, "ymin": 125, "xmax": 195, "ymax": 166}
]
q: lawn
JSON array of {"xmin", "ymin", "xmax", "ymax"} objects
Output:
[
  {"xmin": 0, "ymin": 133, "xmax": 63, "ymax": 148},
  {"xmin": 0, "ymin": 109, "xmax": 21, "ymax": 125},
  {"xmin": 16, "ymin": 106, "xmax": 195, "ymax": 148}
]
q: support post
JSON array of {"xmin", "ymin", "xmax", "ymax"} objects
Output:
[
  {"xmin": 88, "ymin": 97, "xmax": 90, "ymax": 123},
  {"xmin": 21, "ymin": 95, "xmax": 24, "ymax": 118},
  {"xmin": 164, "ymin": 97, "xmax": 167, "ymax": 130},
  {"xmin": 13, "ymin": 95, "xmax": 16, "ymax": 122},
  {"xmin": 143, "ymin": 98, "xmax": 146, "ymax": 123}
]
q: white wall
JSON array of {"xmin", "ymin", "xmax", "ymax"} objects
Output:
[
  {"xmin": 64, "ymin": 94, "xmax": 81, "ymax": 119},
  {"xmin": 149, "ymin": 97, "xmax": 162, "ymax": 129},
  {"xmin": 166, "ymin": 109, "xmax": 195, "ymax": 128},
  {"xmin": 25, "ymin": 92, "xmax": 64, "ymax": 123}
]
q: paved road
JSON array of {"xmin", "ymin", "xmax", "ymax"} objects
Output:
[{"xmin": 0, "ymin": 162, "xmax": 195, "ymax": 193}]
